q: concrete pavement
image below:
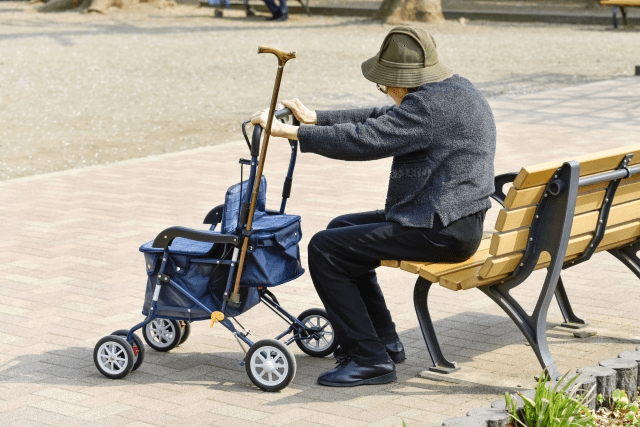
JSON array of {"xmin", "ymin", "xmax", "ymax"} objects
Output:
[{"xmin": 1, "ymin": 77, "xmax": 640, "ymax": 426}]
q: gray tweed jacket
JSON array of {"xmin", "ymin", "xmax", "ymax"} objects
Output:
[{"xmin": 297, "ymin": 74, "xmax": 496, "ymax": 228}]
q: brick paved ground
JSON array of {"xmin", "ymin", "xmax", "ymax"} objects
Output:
[{"xmin": 1, "ymin": 78, "xmax": 640, "ymax": 426}]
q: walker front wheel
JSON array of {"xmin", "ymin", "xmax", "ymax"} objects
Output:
[
  {"xmin": 245, "ymin": 339, "xmax": 296, "ymax": 392},
  {"xmin": 110, "ymin": 329, "xmax": 145, "ymax": 372},
  {"xmin": 142, "ymin": 319, "xmax": 181, "ymax": 352},
  {"xmin": 295, "ymin": 308, "xmax": 338, "ymax": 357},
  {"xmin": 94, "ymin": 335, "xmax": 134, "ymax": 379}
]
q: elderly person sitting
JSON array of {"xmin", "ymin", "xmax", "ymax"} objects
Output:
[{"xmin": 252, "ymin": 26, "xmax": 496, "ymax": 387}]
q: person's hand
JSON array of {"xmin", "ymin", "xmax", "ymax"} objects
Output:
[
  {"xmin": 281, "ymin": 98, "xmax": 317, "ymax": 125},
  {"xmin": 251, "ymin": 108, "xmax": 281, "ymax": 136},
  {"xmin": 250, "ymin": 108, "xmax": 299, "ymax": 140}
]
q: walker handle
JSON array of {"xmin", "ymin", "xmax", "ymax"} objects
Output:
[{"xmin": 241, "ymin": 107, "xmax": 293, "ymax": 154}]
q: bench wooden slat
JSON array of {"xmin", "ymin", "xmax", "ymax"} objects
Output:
[
  {"xmin": 381, "ymin": 234, "xmax": 493, "ymax": 274},
  {"xmin": 496, "ymin": 179, "xmax": 640, "ymax": 232},
  {"xmin": 495, "ymin": 205, "xmax": 537, "ymax": 233},
  {"xmin": 381, "ymin": 260, "xmax": 400, "ymax": 268},
  {"xmin": 449, "ymin": 235, "xmax": 640, "ymax": 292},
  {"xmin": 442, "ymin": 256, "xmax": 582, "ymax": 291},
  {"xmin": 600, "ymin": 0, "xmax": 640, "ymax": 5},
  {"xmin": 480, "ymin": 219, "xmax": 640, "ymax": 278},
  {"xmin": 439, "ymin": 266, "xmax": 508, "ymax": 291},
  {"xmin": 512, "ymin": 144, "xmax": 640, "ymax": 190},
  {"xmin": 399, "ymin": 260, "xmax": 434, "ymax": 274},
  {"xmin": 504, "ymin": 185, "xmax": 545, "ymax": 210},
  {"xmin": 489, "ymin": 227, "xmax": 530, "ymax": 257},
  {"xmin": 444, "ymin": 231, "xmax": 640, "ymax": 291},
  {"xmin": 480, "ymin": 240, "xmax": 577, "ymax": 280},
  {"xmin": 419, "ymin": 247, "xmax": 491, "ymax": 283},
  {"xmin": 490, "ymin": 198, "xmax": 640, "ymax": 256},
  {"xmin": 415, "ymin": 239, "xmax": 491, "ymax": 282},
  {"xmin": 504, "ymin": 173, "xmax": 640, "ymax": 211},
  {"xmin": 497, "ymin": 193, "xmax": 598, "ymax": 232},
  {"xmin": 441, "ymin": 253, "xmax": 584, "ymax": 291}
]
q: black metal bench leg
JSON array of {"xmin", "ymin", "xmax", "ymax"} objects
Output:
[
  {"xmin": 471, "ymin": 161, "xmax": 578, "ymax": 381},
  {"xmin": 480, "ymin": 283, "xmax": 560, "ymax": 380},
  {"xmin": 609, "ymin": 241, "xmax": 640, "ymax": 280},
  {"xmin": 414, "ymin": 277, "xmax": 460, "ymax": 373},
  {"xmin": 555, "ymin": 276, "xmax": 589, "ymax": 329}
]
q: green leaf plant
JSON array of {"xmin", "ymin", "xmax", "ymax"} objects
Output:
[
  {"xmin": 505, "ymin": 370, "xmax": 596, "ymax": 427},
  {"xmin": 596, "ymin": 389, "xmax": 640, "ymax": 426}
]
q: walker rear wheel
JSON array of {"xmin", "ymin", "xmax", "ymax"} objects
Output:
[
  {"xmin": 142, "ymin": 319, "xmax": 181, "ymax": 352},
  {"xmin": 178, "ymin": 321, "xmax": 191, "ymax": 345},
  {"xmin": 245, "ymin": 339, "xmax": 296, "ymax": 392},
  {"xmin": 295, "ymin": 308, "xmax": 338, "ymax": 357},
  {"xmin": 94, "ymin": 335, "xmax": 134, "ymax": 379},
  {"xmin": 110, "ymin": 329, "xmax": 145, "ymax": 372}
]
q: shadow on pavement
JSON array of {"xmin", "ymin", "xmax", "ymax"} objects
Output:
[{"xmin": 3, "ymin": 311, "xmax": 638, "ymax": 403}]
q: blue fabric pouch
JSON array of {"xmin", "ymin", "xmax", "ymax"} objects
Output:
[{"xmin": 139, "ymin": 177, "xmax": 304, "ymax": 320}]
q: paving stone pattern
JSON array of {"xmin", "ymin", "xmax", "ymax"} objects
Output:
[{"xmin": 1, "ymin": 78, "xmax": 640, "ymax": 426}]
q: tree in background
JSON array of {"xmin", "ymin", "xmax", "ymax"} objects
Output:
[{"xmin": 376, "ymin": 0, "xmax": 444, "ymax": 23}]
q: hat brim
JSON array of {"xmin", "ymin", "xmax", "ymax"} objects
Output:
[{"xmin": 361, "ymin": 55, "xmax": 454, "ymax": 88}]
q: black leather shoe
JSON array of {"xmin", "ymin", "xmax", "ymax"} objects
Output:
[
  {"xmin": 333, "ymin": 340, "xmax": 405, "ymax": 364},
  {"xmin": 384, "ymin": 340, "xmax": 405, "ymax": 363},
  {"xmin": 266, "ymin": 13, "xmax": 288, "ymax": 21},
  {"xmin": 317, "ymin": 359, "xmax": 396, "ymax": 387}
]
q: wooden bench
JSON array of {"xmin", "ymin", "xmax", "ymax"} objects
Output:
[
  {"xmin": 382, "ymin": 144, "xmax": 640, "ymax": 380},
  {"xmin": 599, "ymin": 0, "xmax": 640, "ymax": 27}
]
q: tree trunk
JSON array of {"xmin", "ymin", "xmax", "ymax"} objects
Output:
[
  {"xmin": 376, "ymin": 0, "xmax": 445, "ymax": 24},
  {"xmin": 37, "ymin": 0, "xmax": 86, "ymax": 12},
  {"xmin": 84, "ymin": 0, "xmax": 116, "ymax": 13}
]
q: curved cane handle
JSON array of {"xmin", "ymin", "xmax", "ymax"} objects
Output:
[{"xmin": 258, "ymin": 45, "xmax": 296, "ymax": 65}]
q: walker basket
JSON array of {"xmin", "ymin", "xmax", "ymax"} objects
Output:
[{"xmin": 139, "ymin": 211, "xmax": 303, "ymax": 320}]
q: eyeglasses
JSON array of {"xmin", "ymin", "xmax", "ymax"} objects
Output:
[{"xmin": 376, "ymin": 84, "xmax": 388, "ymax": 95}]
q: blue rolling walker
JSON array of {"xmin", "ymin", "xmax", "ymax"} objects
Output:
[{"xmin": 93, "ymin": 108, "xmax": 337, "ymax": 391}]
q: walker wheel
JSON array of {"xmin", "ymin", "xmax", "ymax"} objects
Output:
[
  {"xmin": 295, "ymin": 308, "xmax": 338, "ymax": 357},
  {"xmin": 110, "ymin": 329, "xmax": 145, "ymax": 372},
  {"xmin": 178, "ymin": 321, "xmax": 191, "ymax": 345},
  {"xmin": 245, "ymin": 339, "xmax": 296, "ymax": 392},
  {"xmin": 94, "ymin": 335, "xmax": 134, "ymax": 379},
  {"xmin": 142, "ymin": 319, "xmax": 181, "ymax": 352}
]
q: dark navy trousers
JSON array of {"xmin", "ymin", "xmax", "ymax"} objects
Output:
[
  {"xmin": 263, "ymin": 0, "xmax": 287, "ymax": 16},
  {"xmin": 307, "ymin": 210, "xmax": 485, "ymax": 365}
]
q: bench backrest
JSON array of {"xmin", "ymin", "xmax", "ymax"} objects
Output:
[
  {"xmin": 382, "ymin": 145, "xmax": 640, "ymax": 290},
  {"xmin": 441, "ymin": 144, "xmax": 640, "ymax": 290}
]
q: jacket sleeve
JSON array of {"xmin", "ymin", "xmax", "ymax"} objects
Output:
[
  {"xmin": 316, "ymin": 105, "xmax": 395, "ymax": 126},
  {"xmin": 299, "ymin": 96, "xmax": 431, "ymax": 161}
]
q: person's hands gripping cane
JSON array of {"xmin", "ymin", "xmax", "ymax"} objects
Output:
[{"xmin": 228, "ymin": 45, "xmax": 296, "ymax": 307}]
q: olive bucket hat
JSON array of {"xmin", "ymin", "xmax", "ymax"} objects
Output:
[{"xmin": 361, "ymin": 26, "xmax": 453, "ymax": 88}]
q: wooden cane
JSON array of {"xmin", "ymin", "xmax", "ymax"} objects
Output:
[{"xmin": 228, "ymin": 45, "xmax": 296, "ymax": 306}]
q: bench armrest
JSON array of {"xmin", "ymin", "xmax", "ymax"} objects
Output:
[
  {"xmin": 491, "ymin": 172, "xmax": 519, "ymax": 207},
  {"xmin": 203, "ymin": 204, "xmax": 224, "ymax": 225},
  {"xmin": 152, "ymin": 226, "xmax": 238, "ymax": 249}
]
